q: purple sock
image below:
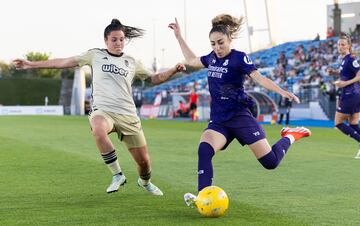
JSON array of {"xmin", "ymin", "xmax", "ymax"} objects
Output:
[
  {"xmin": 350, "ymin": 124, "xmax": 360, "ymax": 135},
  {"xmin": 336, "ymin": 123, "xmax": 360, "ymax": 142},
  {"xmin": 258, "ymin": 137, "xmax": 291, "ymax": 169},
  {"xmin": 198, "ymin": 142, "xmax": 215, "ymax": 191}
]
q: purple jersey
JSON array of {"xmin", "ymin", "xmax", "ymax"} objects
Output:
[
  {"xmin": 339, "ymin": 54, "xmax": 360, "ymax": 99},
  {"xmin": 200, "ymin": 49, "xmax": 257, "ymax": 123}
]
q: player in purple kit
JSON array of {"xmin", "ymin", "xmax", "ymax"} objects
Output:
[
  {"xmin": 168, "ymin": 14, "xmax": 311, "ymax": 206},
  {"xmin": 333, "ymin": 35, "xmax": 360, "ymax": 159}
]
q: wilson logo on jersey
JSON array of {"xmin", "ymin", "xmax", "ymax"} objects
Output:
[
  {"xmin": 102, "ymin": 64, "xmax": 129, "ymax": 77},
  {"xmin": 243, "ymin": 55, "xmax": 253, "ymax": 65}
]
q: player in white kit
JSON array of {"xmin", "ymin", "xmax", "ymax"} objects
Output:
[{"xmin": 14, "ymin": 19, "xmax": 186, "ymax": 195}]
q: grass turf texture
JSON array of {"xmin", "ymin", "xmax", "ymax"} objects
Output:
[{"xmin": 0, "ymin": 116, "xmax": 359, "ymax": 225}]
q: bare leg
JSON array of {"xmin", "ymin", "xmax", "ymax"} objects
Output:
[
  {"xmin": 128, "ymin": 146, "xmax": 163, "ymax": 195},
  {"xmin": 128, "ymin": 146, "xmax": 151, "ymax": 177},
  {"xmin": 349, "ymin": 113, "xmax": 360, "ymax": 125},
  {"xmin": 90, "ymin": 115, "xmax": 114, "ymax": 154},
  {"xmin": 335, "ymin": 111, "xmax": 349, "ymax": 126},
  {"xmin": 199, "ymin": 129, "xmax": 227, "ymax": 153},
  {"xmin": 90, "ymin": 115, "xmax": 125, "ymax": 193},
  {"xmin": 248, "ymin": 138, "xmax": 272, "ymax": 159},
  {"xmin": 335, "ymin": 112, "xmax": 360, "ymax": 143}
]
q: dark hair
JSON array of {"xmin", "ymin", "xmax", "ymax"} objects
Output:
[
  {"xmin": 210, "ymin": 14, "xmax": 244, "ymax": 39},
  {"xmin": 104, "ymin": 19, "xmax": 145, "ymax": 40}
]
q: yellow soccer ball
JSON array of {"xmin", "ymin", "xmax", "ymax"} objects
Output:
[{"xmin": 195, "ymin": 186, "xmax": 229, "ymax": 218}]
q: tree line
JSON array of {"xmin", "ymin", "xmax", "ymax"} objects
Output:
[{"xmin": 0, "ymin": 52, "xmax": 74, "ymax": 79}]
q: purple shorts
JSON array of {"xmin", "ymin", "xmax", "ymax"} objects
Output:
[
  {"xmin": 337, "ymin": 94, "xmax": 360, "ymax": 114},
  {"xmin": 206, "ymin": 115, "xmax": 266, "ymax": 150}
]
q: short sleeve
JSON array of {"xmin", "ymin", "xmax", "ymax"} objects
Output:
[
  {"xmin": 351, "ymin": 59, "xmax": 360, "ymax": 74},
  {"xmin": 75, "ymin": 50, "xmax": 95, "ymax": 67},
  {"xmin": 135, "ymin": 60, "xmax": 152, "ymax": 80},
  {"xmin": 237, "ymin": 52, "xmax": 257, "ymax": 75},
  {"xmin": 200, "ymin": 52, "xmax": 213, "ymax": 68},
  {"xmin": 200, "ymin": 56, "xmax": 209, "ymax": 68}
]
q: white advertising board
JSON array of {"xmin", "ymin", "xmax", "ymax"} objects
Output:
[{"xmin": 0, "ymin": 106, "xmax": 64, "ymax": 116}]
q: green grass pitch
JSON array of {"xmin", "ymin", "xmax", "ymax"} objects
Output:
[{"xmin": 0, "ymin": 116, "xmax": 360, "ymax": 225}]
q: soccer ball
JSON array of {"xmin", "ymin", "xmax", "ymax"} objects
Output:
[{"xmin": 195, "ymin": 186, "xmax": 229, "ymax": 218}]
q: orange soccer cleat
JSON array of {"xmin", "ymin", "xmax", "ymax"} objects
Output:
[{"xmin": 280, "ymin": 127, "xmax": 311, "ymax": 141}]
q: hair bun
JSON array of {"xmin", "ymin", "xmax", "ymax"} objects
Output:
[{"xmin": 111, "ymin": 19, "xmax": 121, "ymax": 25}]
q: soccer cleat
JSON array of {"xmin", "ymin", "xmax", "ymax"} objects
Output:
[
  {"xmin": 280, "ymin": 126, "xmax": 311, "ymax": 141},
  {"xmin": 137, "ymin": 178, "xmax": 163, "ymax": 196},
  {"xmin": 184, "ymin": 193, "xmax": 197, "ymax": 208},
  {"xmin": 355, "ymin": 149, "xmax": 360, "ymax": 159},
  {"xmin": 106, "ymin": 174, "xmax": 126, "ymax": 193}
]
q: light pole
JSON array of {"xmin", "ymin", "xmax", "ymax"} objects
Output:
[
  {"xmin": 243, "ymin": 0, "xmax": 252, "ymax": 53},
  {"xmin": 152, "ymin": 19, "xmax": 158, "ymax": 72},
  {"xmin": 184, "ymin": 0, "xmax": 187, "ymax": 42},
  {"xmin": 161, "ymin": 48, "xmax": 165, "ymax": 68},
  {"xmin": 264, "ymin": 0, "xmax": 272, "ymax": 45},
  {"xmin": 243, "ymin": 0, "xmax": 273, "ymax": 52}
]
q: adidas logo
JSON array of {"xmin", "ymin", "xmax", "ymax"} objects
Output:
[{"xmin": 102, "ymin": 57, "xmax": 108, "ymax": 60}]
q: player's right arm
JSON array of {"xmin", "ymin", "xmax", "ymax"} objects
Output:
[
  {"xmin": 13, "ymin": 57, "xmax": 78, "ymax": 70},
  {"xmin": 168, "ymin": 18, "xmax": 203, "ymax": 68},
  {"xmin": 335, "ymin": 70, "xmax": 360, "ymax": 88}
]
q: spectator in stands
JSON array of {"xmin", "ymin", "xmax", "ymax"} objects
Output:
[
  {"xmin": 14, "ymin": 18, "xmax": 186, "ymax": 195},
  {"xmin": 189, "ymin": 87, "xmax": 198, "ymax": 121},
  {"xmin": 169, "ymin": 14, "xmax": 311, "ymax": 207},
  {"xmin": 277, "ymin": 86, "xmax": 292, "ymax": 126},
  {"xmin": 333, "ymin": 35, "xmax": 360, "ymax": 159},
  {"xmin": 327, "ymin": 27, "xmax": 335, "ymax": 38},
  {"xmin": 277, "ymin": 51, "xmax": 287, "ymax": 69},
  {"xmin": 254, "ymin": 57, "xmax": 265, "ymax": 68}
]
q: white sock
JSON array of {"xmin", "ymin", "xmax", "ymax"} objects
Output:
[
  {"xmin": 101, "ymin": 150, "xmax": 122, "ymax": 175},
  {"xmin": 285, "ymin": 135, "xmax": 295, "ymax": 144},
  {"xmin": 139, "ymin": 172, "xmax": 151, "ymax": 185},
  {"xmin": 108, "ymin": 160, "xmax": 122, "ymax": 175}
]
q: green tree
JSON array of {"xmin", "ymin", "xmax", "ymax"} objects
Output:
[
  {"xmin": 0, "ymin": 61, "xmax": 10, "ymax": 78},
  {"xmin": 25, "ymin": 52, "xmax": 62, "ymax": 78}
]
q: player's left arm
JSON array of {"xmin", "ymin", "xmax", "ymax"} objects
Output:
[
  {"xmin": 250, "ymin": 70, "xmax": 300, "ymax": 103},
  {"xmin": 148, "ymin": 63, "xmax": 186, "ymax": 85}
]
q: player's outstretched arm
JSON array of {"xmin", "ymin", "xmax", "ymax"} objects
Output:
[
  {"xmin": 168, "ymin": 18, "xmax": 203, "ymax": 68},
  {"xmin": 250, "ymin": 70, "xmax": 300, "ymax": 103},
  {"xmin": 149, "ymin": 63, "xmax": 186, "ymax": 85},
  {"xmin": 13, "ymin": 57, "xmax": 78, "ymax": 70}
]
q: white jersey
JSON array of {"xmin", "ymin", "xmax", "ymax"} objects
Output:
[{"xmin": 75, "ymin": 49, "xmax": 151, "ymax": 116}]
